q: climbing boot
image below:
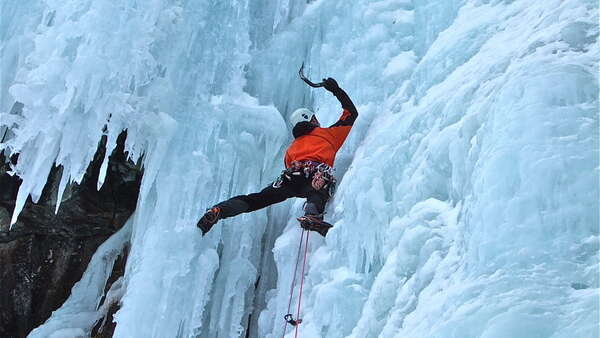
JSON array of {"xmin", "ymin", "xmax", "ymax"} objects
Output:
[
  {"xmin": 197, "ymin": 207, "xmax": 221, "ymax": 235},
  {"xmin": 297, "ymin": 215, "xmax": 333, "ymax": 237}
]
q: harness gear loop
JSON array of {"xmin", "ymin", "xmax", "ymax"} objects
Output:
[{"xmin": 311, "ymin": 170, "xmax": 326, "ymax": 190}]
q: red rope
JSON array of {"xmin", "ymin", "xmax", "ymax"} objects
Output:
[
  {"xmin": 283, "ymin": 229, "xmax": 306, "ymax": 337},
  {"xmin": 294, "ymin": 230, "xmax": 311, "ymax": 338}
]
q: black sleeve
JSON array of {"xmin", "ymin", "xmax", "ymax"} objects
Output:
[{"xmin": 330, "ymin": 88, "xmax": 358, "ymax": 127}]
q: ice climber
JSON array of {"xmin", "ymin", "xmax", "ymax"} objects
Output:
[{"xmin": 197, "ymin": 78, "xmax": 357, "ymax": 237}]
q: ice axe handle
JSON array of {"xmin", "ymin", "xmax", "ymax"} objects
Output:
[{"xmin": 299, "ymin": 63, "xmax": 325, "ymax": 88}]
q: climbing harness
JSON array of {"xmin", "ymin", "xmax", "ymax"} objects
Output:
[
  {"xmin": 273, "ymin": 160, "xmax": 337, "ymax": 196},
  {"xmin": 282, "ymin": 229, "xmax": 311, "ymax": 338}
]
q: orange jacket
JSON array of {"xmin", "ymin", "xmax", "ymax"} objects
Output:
[{"xmin": 284, "ymin": 107, "xmax": 357, "ymax": 168}]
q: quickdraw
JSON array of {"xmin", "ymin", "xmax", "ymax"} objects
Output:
[{"xmin": 284, "ymin": 313, "xmax": 302, "ymax": 326}]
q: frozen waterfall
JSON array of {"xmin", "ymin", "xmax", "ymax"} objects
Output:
[{"xmin": 1, "ymin": 0, "xmax": 598, "ymax": 337}]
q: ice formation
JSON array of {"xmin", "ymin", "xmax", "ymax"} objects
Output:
[{"xmin": 1, "ymin": 0, "xmax": 598, "ymax": 337}]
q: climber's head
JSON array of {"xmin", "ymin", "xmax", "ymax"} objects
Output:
[
  {"xmin": 290, "ymin": 108, "xmax": 320, "ymax": 138},
  {"xmin": 290, "ymin": 108, "xmax": 320, "ymax": 128}
]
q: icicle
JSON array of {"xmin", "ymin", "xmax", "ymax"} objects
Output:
[
  {"xmin": 97, "ymin": 152, "xmax": 109, "ymax": 191},
  {"xmin": 54, "ymin": 169, "xmax": 70, "ymax": 214}
]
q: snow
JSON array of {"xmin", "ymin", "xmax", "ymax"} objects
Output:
[
  {"xmin": 0, "ymin": 0, "xmax": 597, "ymax": 337},
  {"xmin": 383, "ymin": 51, "xmax": 417, "ymax": 78}
]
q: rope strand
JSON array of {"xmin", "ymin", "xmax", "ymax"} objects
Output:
[
  {"xmin": 294, "ymin": 230, "xmax": 311, "ymax": 338},
  {"xmin": 282, "ymin": 229, "xmax": 306, "ymax": 337}
]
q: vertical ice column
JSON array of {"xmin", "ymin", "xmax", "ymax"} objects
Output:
[{"xmin": 111, "ymin": 1, "xmax": 290, "ymax": 337}]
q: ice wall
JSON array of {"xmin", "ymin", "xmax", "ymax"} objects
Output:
[
  {"xmin": 250, "ymin": 1, "xmax": 599, "ymax": 337},
  {"xmin": 1, "ymin": 0, "xmax": 597, "ymax": 337},
  {"xmin": 249, "ymin": 1, "xmax": 599, "ymax": 337}
]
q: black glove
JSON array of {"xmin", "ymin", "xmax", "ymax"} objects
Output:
[{"xmin": 322, "ymin": 78, "xmax": 340, "ymax": 93}]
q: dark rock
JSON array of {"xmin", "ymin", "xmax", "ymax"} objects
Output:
[{"xmin": 0, "ymin": 130, "xmax": 142, "ymax": 338}]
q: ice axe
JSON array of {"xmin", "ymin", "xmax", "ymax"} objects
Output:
[{"xmin": 298, "ymin": 62, "xmax": 324, "ymax": 88}]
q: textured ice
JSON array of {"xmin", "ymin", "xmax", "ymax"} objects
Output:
[{"xmin": 0, "ymin": 0, "xmax": 597, "ymax": 337}]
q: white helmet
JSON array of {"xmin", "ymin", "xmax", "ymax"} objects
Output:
[{"xmin": 289, "ymin": 108, "xmax": 315, "ymax": 127}]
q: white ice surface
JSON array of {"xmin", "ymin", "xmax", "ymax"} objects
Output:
[{"xmin": 0, "ymin": 0, "xmax": 597, "ymax": 337}]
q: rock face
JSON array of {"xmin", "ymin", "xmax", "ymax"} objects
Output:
[{"xmin": 0, "ymin": 131, "xmax": 142, "ymax": 338}]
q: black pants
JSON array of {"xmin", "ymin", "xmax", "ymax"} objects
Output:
[{"xmin": 216, "ymin": 175, "xmax": 330, "ymax": 219}]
